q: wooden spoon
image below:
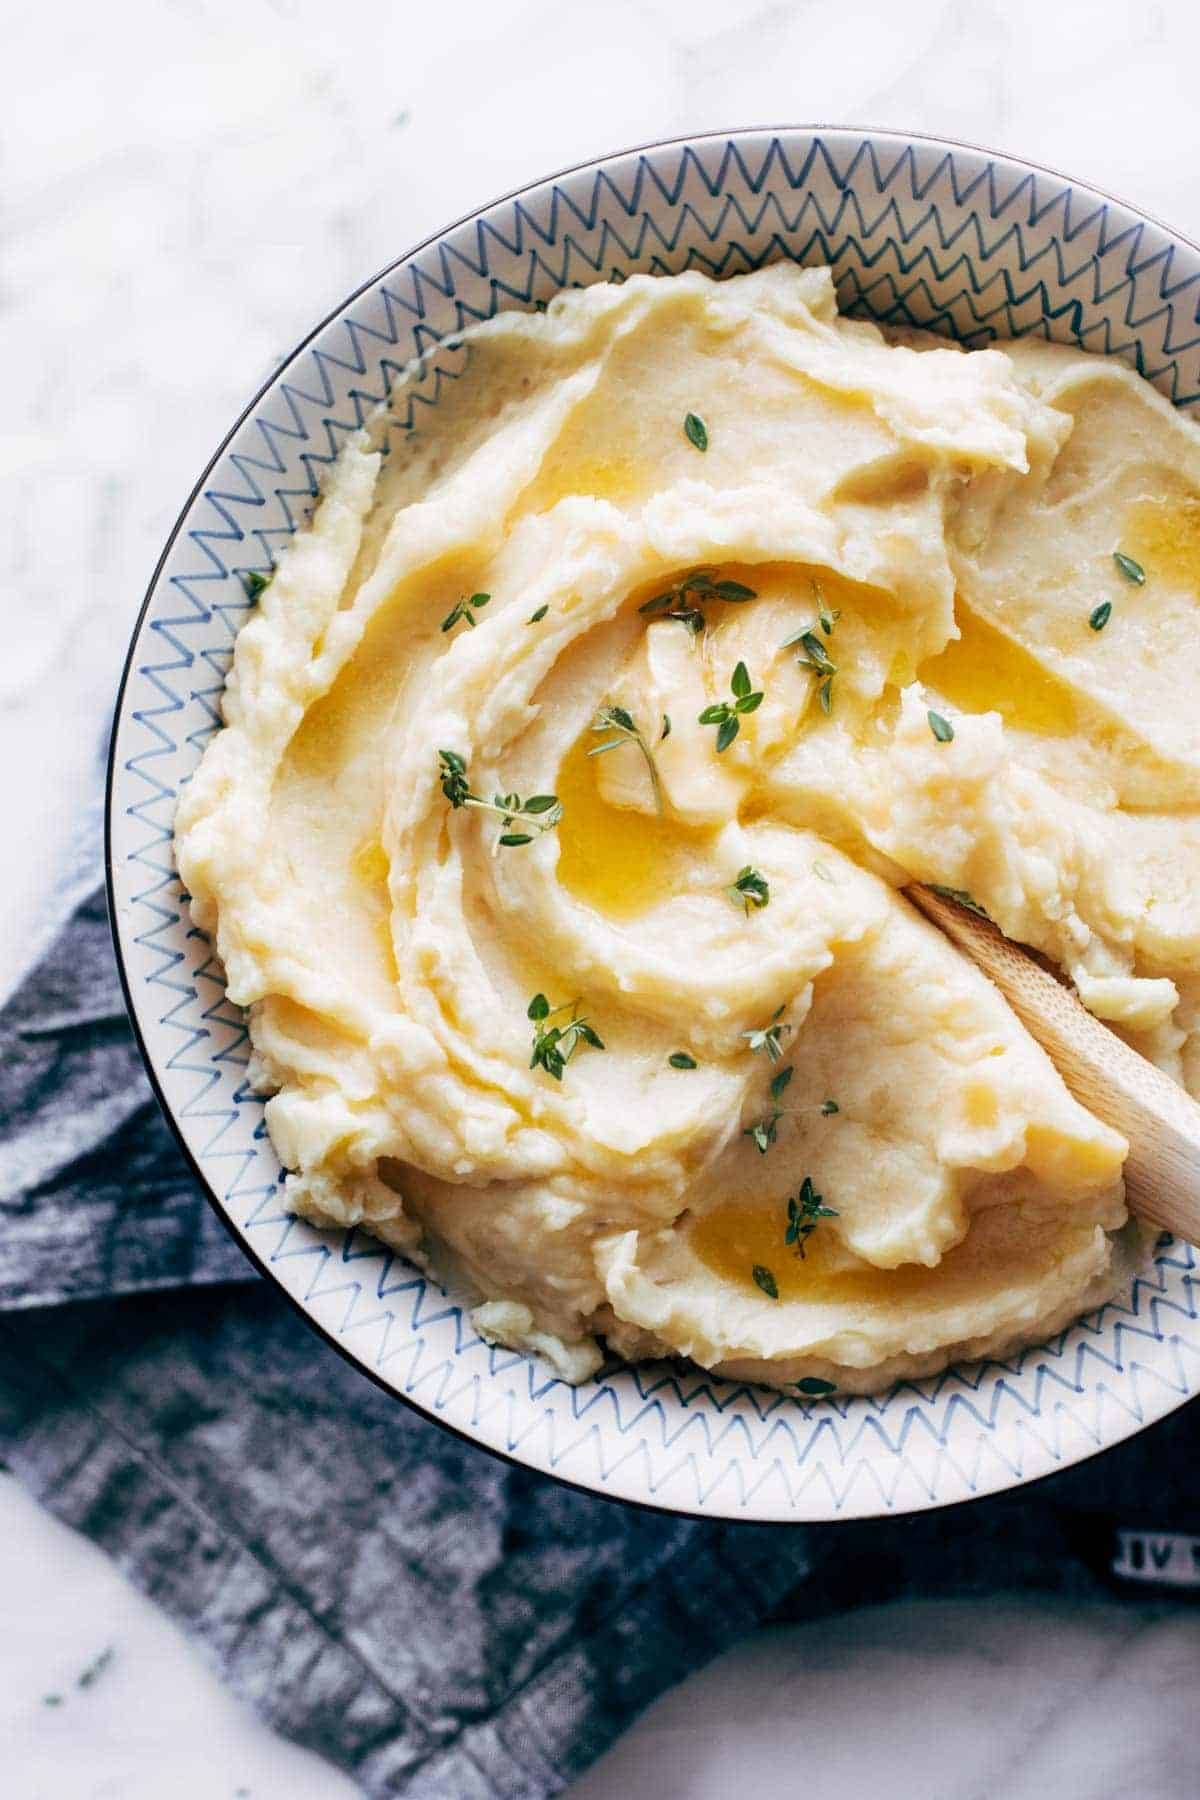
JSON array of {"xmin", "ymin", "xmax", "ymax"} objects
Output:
[{"xmin": 907, "ymin": 883, "xmax": 1200, "ymax": 1244}]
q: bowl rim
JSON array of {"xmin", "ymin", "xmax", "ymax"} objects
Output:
[{"xmin": 106, "ymin": 121, "xmax": 1200, "ymax": 1524}]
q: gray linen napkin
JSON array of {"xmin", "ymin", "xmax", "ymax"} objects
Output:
[{"xmin": 1, "ymin": 878, "xmax": 1198, "ymax": 1798}]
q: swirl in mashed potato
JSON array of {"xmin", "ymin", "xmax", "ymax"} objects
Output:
[{"xmin": 177, "ymin": 265, "xmax": 1200, "ymax": 1391}]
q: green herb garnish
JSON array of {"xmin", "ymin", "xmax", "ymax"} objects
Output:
[
  {"xmin": 929, "ymin": 884, "xmax": 990, "ymax": 919},
  {"xmin": 437, "ymin": 750, "xmax": 562, "ymax": 849},
  {"xmin": 441, "ymin": 591, "xmax": 491, "ymax": 632},
  {"xmin": 527, "ymin": 993, "xmax": 604, "ymax": 1081},
  {"xmin": 782, "ymin": 625, "xmax": 838, "ymax": 716},
  {"xmin": 927, "ymin": 709, "xmax": 954, "ymax": 743},
  {"xmin": 813, "ymin": 578, "xmax": 840, "ymax": 636},
  {"xmin": 820, "ymin": 1098, "xmax": 839, "ymax": 1115},
  {"xmin": 727, "ymin": 865, "xmax": 770, "ymax": 915},
  {"xmin": 243, "ymin": 569, "xmax": 273, "ymax": 600},
  {"xmin": 77, "ymin": 1646, "xmax": 116, "ymax": 1691},
  {"xmin": 588, "ymin": 704, "xmax": 664, "ymax": 814},
  {"xmin": 743, "ymin": 1005, "xmax": 789, "ymax": 1063},
  {"xmin": 529, "ymin": 604, "xmax": 550, "ymax": 623},
  {"xmin": 668, "ymin": 1051, "xmax": 698, "ymax": 1069},
  {"xmin": 684, "ymin": 412, "xmax": 709, "ymax": 452},
  {"xmin": 660, "ymin": 714, "xmax": 671, "ymax": 740},
  {"xmin": 1113, "ymin": 551, "xmax": 1145, "ymax": 586},
  {"xmin": 785, "ymin": 1176, "xmax": 838, "ymax": 1259},
  {"xmin": 782, "ymin": 580, "xmax": 840, "ymax": 712},
  {"xmin": 752, "ymin": 1263, "xmax": 780, "ymax": 1299},
  {"xmin": 639, "ymin": 567, "xmax": 756, "ymax": 637},
  {"xmin": 1089, "ymin": 601, "xmax": 1112, "ymax": 631},
  {"xmin": 698, "ymin": 660, "xmax": 764, "ymax": 752},
  {"xmin": 770, "ymin": 1064, "xmax": 794, "ymax": 1101},
  {"xmin": 795, "ymin": 1376, "xmax": 837, "ymax": 1397},
  {"xmin": 744, "ymin": 1114, "xmax": 782, "ymax": 1155}
]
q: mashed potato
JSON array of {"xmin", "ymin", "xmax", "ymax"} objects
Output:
[{"xmin": 177, "ymin": 265, "xmax": 1200, "ymax": 1392}]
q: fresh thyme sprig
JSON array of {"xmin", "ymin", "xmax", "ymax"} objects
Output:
[
  {"xmin": 441, "ymin": 591, "xmax": 491, "ymax": 632},
  {"xmin": 437, "ymin": 750, "xmax": 562, "ymax": 849},
  {"xmin": 639, "ymin": 567, "xmax": 757, "ymax": 638},
  {"xmin": 527, "ymin": 993, "xmax": 605, "ymax": 1081},
  {"xmin": 742, "ymin": 1005, "xmax": 789, "ymax": 1063},
  {"xmin": 782, "ymin": 579, "xmax": 840, "ymax": 713},
  {"xmin": 785, "ymin": 1177, "xmax": 838, "ymax": 1259},
  {"xmin": 727, "ymin": 865, "xmax": 770, "ymax": 915},
  {"xmin": 588, "ymin": 705, "xmax": 664, "ymax": 814},
  {"xmin": 698, "ymin": 660, "xmax": 764, "ymax": 752}
]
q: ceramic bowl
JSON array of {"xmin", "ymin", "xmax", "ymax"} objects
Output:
[{"xmin": 108, "ymin": 127, "xmax": 1200, "ymax": 1522}]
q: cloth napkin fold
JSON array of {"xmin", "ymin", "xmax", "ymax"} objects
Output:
[{"xmin": 2, "ymin": 879, "xmax": 1198, "ymax": 1798}]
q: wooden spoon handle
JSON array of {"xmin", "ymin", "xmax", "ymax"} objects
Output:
[{"xmin": 907, "ymin": 883, "xmax": 1200, "ymax": 1244}]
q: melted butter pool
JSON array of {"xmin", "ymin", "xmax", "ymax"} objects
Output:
[
  {"xmin": 525, "ymin": 453, "xmax": 646, "ymax": 515},
  {"xmin": 554, "ymin": 730, "xmax": 715, "ymax": 919},
  {"xmin": 918, "ymin": 606, "xmax": 1078, "ymax": 736},
  {"xmin": 1122, "ymin": 491, "xmax": 1200, "ymax": 594},
  {"xmin": 689, "ymin": 1198, "xmax": 949, "ymax": 1306}
]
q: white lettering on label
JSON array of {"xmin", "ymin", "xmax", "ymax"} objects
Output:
[{"xmin": 1111, "ymin": 1530, "xmax": 1200, "ymax": 1588}]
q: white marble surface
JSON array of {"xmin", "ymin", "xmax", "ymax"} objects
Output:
[{"xmin": 4, "ymin": 0, "xmax": 1200, "ymax": 1793}]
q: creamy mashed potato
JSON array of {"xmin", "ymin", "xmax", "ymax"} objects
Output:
[{"xmin": 176, "ymin": 264, "xmax": 1200, "ymax": 1393}]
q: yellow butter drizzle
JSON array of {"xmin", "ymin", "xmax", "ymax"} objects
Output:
[
  {"xmin": 1121, "ymin": 492, "xmax": 1200, "ymax": 594},
  {"xmin": 553, "ymin": 730, "xmax": 715, "ymax": 920},
  {"xmin": 918, "ymin": 606, "xmax": 1078, "ymax": 737},
  {"xmin": 689, "ymin": 1198, "xmax": 945, "ymax": 1306}
]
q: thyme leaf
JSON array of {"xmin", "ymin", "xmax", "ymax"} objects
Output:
[
  {"xmin": 698, "ymin": 660, "xmax": 764, "ymax": 752},
  {"xmin": 795, "ymin": 1376, "xmax": 837, "ymax": 1396},
  {"xmin": 770, "ymin": 1064, "xmax": 794, "ymax": 1101},
  {"xmin": 744, "ymin": 1111, "xmax": 782, "ymax": 1154},
  {"xmin": 1089, "ymin": 601, "xmax": 1111, "ymax": 631},
  {"xmin": 742, "ymin": 1005, "xmax": 789, "ymax": 1063},
  {"xmin": 528, "ymin": 604, "xmax": 550, "ymax": 623},
  {"xmin": 668, "ymin": 1051, "xmax": 698, "ymax": 1069},
  {"xmin": 243, "ymin": 568, "xmax": 273, "ymax": 600},
  {"xmin": 684, "ymin": 412, "xmax": 709, "ymax": 452},
  {"xmin": 1113, "ymin": 551, "xmax": 1145, "ymax": 586},
  {"xmin": 929, "ymin": 884, "xmax": 990, "ymax": 919},
  {"xmin": 927, "ymin": 709, "xmax": 954, "ymax": 743},
  {"xmin": 727, "ymin": 865, "xmax": 770, "ymax": 915},
  {"xmin": 752, "ymin": 1263, "xmax": 780, "ymax": 1299}
]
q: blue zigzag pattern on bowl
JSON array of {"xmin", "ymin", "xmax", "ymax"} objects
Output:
[{"xmin": 110, "ymin": 129, "xmax": 1200, "ymax": 1521}]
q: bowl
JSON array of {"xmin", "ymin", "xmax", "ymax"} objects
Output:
[{"xmin": 108, "ymin": 126, "xmax": 1200, "ymax": 1522}]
